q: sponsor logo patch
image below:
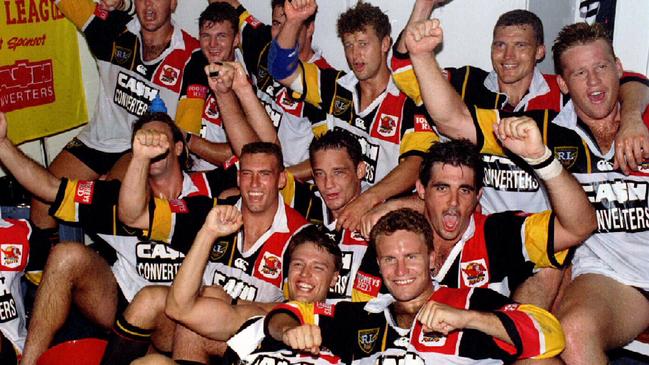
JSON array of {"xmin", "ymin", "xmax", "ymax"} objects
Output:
[
  {"xmin": 314, "ymin": 302, "xmax": 335, "ymax": 317},
  {"xmin": 245, "ymin": 15, "xmax": 261, "ymax": 28},
  {"xmin": 187, "ymin": 84, "xmax": 208, "ymax": 99},
  {"xmin": 357, "ymin": 328, "xmax": 380, "ymax": 354},
  {"xmin": 168, "ymin": 199, "xmax": 188, "ymax": 214},
  {"xmin": 414, "ymin": 115, "xmax": 432, "ymax": 132},
  {"xmin": 74, "ymin": 180, "xmax": 95, "ymax": 205}
]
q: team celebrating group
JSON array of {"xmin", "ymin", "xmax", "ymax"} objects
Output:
[{"xmin": 1, "ymin": 0, "xmax": 648, "ymax": 364}]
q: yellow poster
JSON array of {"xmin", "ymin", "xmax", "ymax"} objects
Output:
[{"xmin": 0, "ymin": 0, "xmax": 87, "ymax": 144}]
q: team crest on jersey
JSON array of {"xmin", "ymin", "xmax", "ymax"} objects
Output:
[
  {"xmin": 204, "ymin": 97, "xmax": 221, "ymax": 120},
  {"xmin": 377, "ymin": 114, "xmax": 398, "ymax": 137},
  {"xmin": 210, "ymin": 241, "xmax": 229, "ymax": 261},
  {"xmin": 113, "ymin": 46, "xmax": 132, "ymax": 65},
  {"xmin": 357, "ymin": 327, "xmax": 380, "ymax": 354},
  {"xmin": 0, "ymin": 244, "xmax": 23, "ymax": 269},
  {"xmin": 277, "ymin": 88, "xmax": 299, "ymax": 111},
  {"xmin": 159, "ymin": 65, "xmax": 180, "ymax": 86},
  {"xmin": 74, "ymin": 181, "xmax": 95, "ymax": 205},
  {"xmin": 419, "ymin": 330, "xmax": 447, "ymax": 347},
  {"xmin": 460, "ymin": 259, "xmax": 489, "ymax": 287},
  {"xmin": 259, "ymin": 252, "xmax": 282, "ymax": 279},
  {"xmin": 554, "ymin": 146, "xmax": 578, "ymax": 169},
  {"xmin": 333, "ymin": 96, "xmax": 352, "ymax": 116}
]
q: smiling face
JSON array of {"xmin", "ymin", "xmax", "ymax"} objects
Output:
[
  {"xmin": 491, "ymin": 25, "xmax": 545, "ymax": 90},
  {"xmin": 375, "ymin": 229, "xmax": 434, "ymax": 304},
  {"xmin": 417, "ymin": 163, "xmax": 480, "ymax": 246},
  {"xmin": 238, "ymin": 152, "xmax": 285, "ymax": 215},
  {"xmin": 287, "ymin": 242, "xmax": 339, "ymax": 302},
  {"xmin": 311, "ymin": 148, "xmax": 364, "ymax": 218},
  {"xmin": 199, "ymin": 20, "xmax": 238, "ymax": 63},
  {"xmin": 557, "ymin": 39, "xmax": 622, "ymax": 123},
  {"xmin": 135, "ymin": 0, "xmax": 176, "ymax": 33},
  {"xmin": 342, "ymin": 26, "xmax": 390, "ymax": 82}
]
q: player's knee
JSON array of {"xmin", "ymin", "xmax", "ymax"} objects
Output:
[
  {"xmin": 46, "ymin": 241, "xmax": 93, "ymax": 272},
  {"xmin": 130, "ymin": 286, "xmax": 169, "ymax": 317},
  {"xmin": 558, "ymin": 307, "xmax": 601, "ymax": 354}
]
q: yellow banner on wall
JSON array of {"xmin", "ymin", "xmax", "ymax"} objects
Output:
[{"xmin": 0, "ymin": 0, "xmax": 87, "ymax": 144}]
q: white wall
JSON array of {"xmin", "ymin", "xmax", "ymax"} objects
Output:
[{"xmin": 3, "ymin": 0, "xmax": 647, "ymax": 178}]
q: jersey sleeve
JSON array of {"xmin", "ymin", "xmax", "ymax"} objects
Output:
[
  {"xmin": 147, "ymin": 195, "xmax": 220, "ymax": 252},
  {"xmin": 390, "ymin": 49, "xmax": 424, "ymax": 106},
  {"xmin": 56, "ymin": 0, "xmax": 132, "ymax": 60},
  {"xmin": 470, "ymin": 107, "xmax": 555, "ymax": 156},
  {"xmin": 469, "ymin": 288, "xmax": 565, "ymax": 360},
  {"xmin": 175, "ymin": 52, "xmax": 210, "ymax": 134},
  {"xmin": 237, "ymin": 5, "xmax": 273, "ymax": 78},
  {"xmin": 399, "ymin": 99, "xmax": 440, "ymax": 159},
  {"xmin": 291, "ymin": 61, "xmax": 347, "ymax": 112},
  {"xmin": 280, "ymin": 172, "xmax": 323, "ymax": 224},
  {"xmin": 49, "ymin": 179, "xmax": 123, "ymax": 234},
  {"xmin": 485, "ymin": 211, "xmax": 570, "ymax": 273}
]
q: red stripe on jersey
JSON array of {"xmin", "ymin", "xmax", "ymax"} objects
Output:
[
  {"xmin": 496, "ymin": 307, "xmax": 539, "ymax": 357},
  {"xmin": 187, "ymin": 172, "xmax": 211, "ymax": 197},
  {"xmin": 459, "ymin": 213, "xmax": 491, "ymax": 289},
  {"xmin": 370, "ymin": 92, "xmax": 407, "ymax": 144},
  {"xmin": 151, "ymin": 32, "xmax": 199, "ymax": 93},
  {"xmin": 527, "ymin": 74, "xmax": 562, "ymax": 112}
]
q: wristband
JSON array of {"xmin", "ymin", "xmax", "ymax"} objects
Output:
[
  {"xmin": 268, "ymin": 39, "xmax": 299, "ymax": 80},
  {"xmin": 523, "ymin": 146, "xmax": 563, "ymax": 180}
]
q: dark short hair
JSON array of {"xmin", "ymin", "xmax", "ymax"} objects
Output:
[
  {"xmin": 552, "ymin": 22, "xmax": 615, "ymax": 76},
  {"xmin": 419, "ymin": 139, "xmax": 483, "ymax": 189},
  {"xmin": 337, "ymin": 2, "xmax": 391, "ymax": 42},
  {"xmin": 240, "ymin": 142, "xmax": 284, "ymax": 171},
  {"xmin": 309, "ymin": 129, "xmax": 363, "ymax": 167},
  {"xmin": 132, "ymin": 112, "xmax": 191, "ymax": 171},
  {"xmin": 199, "ymin": 2, "xmax": 239, "ymax": 34},
  {"xmin": 272, "ymin": 0, "xmax": 316, "ymax": 25},
  {"xmin": 287, "ymin": 225, "xmax": 343, "ymax": 272},
  {"xmin": 494, "ymin": 9, "xmax": 544, "ymax": 45},
  {"xmin": 369, "ymin": 208, "xmax": 434, "ymax": 253}
]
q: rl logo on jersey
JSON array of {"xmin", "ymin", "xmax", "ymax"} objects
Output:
[
  {"xmin": 460, "ymin": 259, "xmax": 489, "ymax": 287},
  {"xmin": 554, "ymin": 146, "xmax": 578, "ymax": 169},
  {"xmin": 358, "ymin": 328, "xmax": 380, "ymax": 354}
]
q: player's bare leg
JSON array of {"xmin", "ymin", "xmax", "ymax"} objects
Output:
[
  {"xmin": 557, "ymin": 274, "xmax": 649, "ymax": 365},
  {"xmin": 22, "ymin": 242, "xmax": 117, "ymax": 365}
]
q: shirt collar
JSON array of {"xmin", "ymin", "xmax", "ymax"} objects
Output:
[{"xmin": 484, "ymin": 67, "xmax": 550, "ymax": 111}]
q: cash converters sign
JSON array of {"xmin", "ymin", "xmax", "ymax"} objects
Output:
[{"xmin": 0, "ymin": 0, "xmax": 87, "ymax": 144}]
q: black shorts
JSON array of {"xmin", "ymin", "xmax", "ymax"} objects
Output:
[{"xmin": 63, "ymin": 138, "xmax": 128, "ymax": 175}]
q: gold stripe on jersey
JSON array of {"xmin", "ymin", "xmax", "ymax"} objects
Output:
[
  {"xmin": 493, "ymin": 92, "xmax": 501, "ymax": 109},
  {"xmin": 300, "ymin": 62, "xmax": 325, "ymax": 107},
  {"xmin": 176, "ymin": 98, "xmax": 206, "ymax": 134},
  {"xmin": 351, "ymin": 289, "xmax": 375, "ymax": 303},
  {"xmin": 582, "ymin": 139, "xmax": 592, "ymax": 173},
  {"xmin": 391, "ymin": 66, "xmax": 422, "ymax": 105},
  {"xmin": 380, "ymin": 322, "xmax": 389, "ymax": 352},
  {"xmin": 238, "ymin": 10, "xmax": 251, "ymax": 30},
  {"xmin": 148, "ymin": 198, "xmax": 173, "ymax": 243},
  {"xmin": 52, "ymin": 180, "xmax": 80, "ymax": 223},
  {"xmin": 399, "ymin": 129, "xmax": 439, "ymax": 156},
  {"xmin": 281, "ymin": 172, "xmax": 297, "ymax": 207},
  {"xmin": 461, "ymin": 67, "xmax": 470, "ymax": 102},
  {"xmin": 313, "ymin": 123, "xmax": 328, "ymax": 138},
  {"xmin": 56, "ymin": 0, "xmax": 95, "ymax": 29},
  {"xmin": 288, "ymin": 302, "xmax": 316, "ymax": 325},
  {"xmin": 25, "ymin": 271, "xmax": 43, "ymax": 286},
  {"xmin": 517, "ymin": 304, "xmax": 565, "ymax": 359},
  {"xmin": 474, "ymin": 107, "xmax": 505, "ymax": 156},
  {"xmin": 523, "ymin": 211, "xmax": 568, "ymax": 268},
  {"xmin": 542, "ymin": 109, "xmax": 549, "ymax": 144}
]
